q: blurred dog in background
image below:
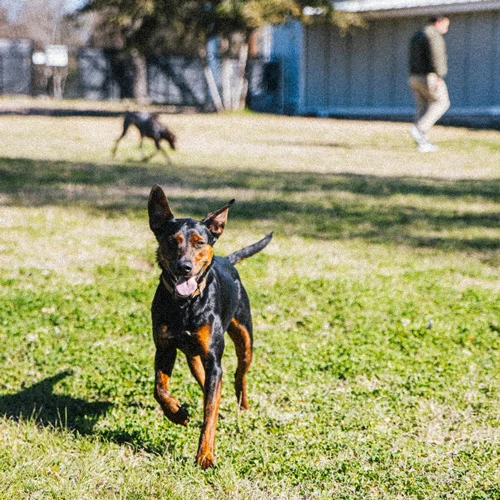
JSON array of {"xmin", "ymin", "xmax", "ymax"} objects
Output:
[{"xmin": 112, "ymin": 111, "xmax": 177, "ymax": 163}]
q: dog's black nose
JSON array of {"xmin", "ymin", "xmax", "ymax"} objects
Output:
[{"xmin": 176, "ymin": 260, "xmax": 192, "ymax": 275}]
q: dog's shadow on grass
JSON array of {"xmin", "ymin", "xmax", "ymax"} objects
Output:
[
  {"xmin": 0, "ymin": 371, "xmax": 184, "ymax": 455},
  {"xmin": 0, "ymin": 371, "xmax": 112, "ymax": 434}
]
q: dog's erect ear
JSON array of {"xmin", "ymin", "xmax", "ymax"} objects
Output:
[
  {"xmin": 202, "ymin": 199, "xmax": 235, "ymax": 238},
  {"xmin": 148, "ymin": 185, "xmax": 174, "ymax": 234}
]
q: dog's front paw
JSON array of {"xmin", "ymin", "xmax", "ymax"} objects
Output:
[
  {"xmin": 169, "ymin": 405, "xmax": 189, "ymax": 426},
  {"xmin": 196, "ymin": 451, "xmax": 216, "ymax": 470},
  {"xmin": 162, "ymin": 403, "xmax": 189, "ymax": 426}
]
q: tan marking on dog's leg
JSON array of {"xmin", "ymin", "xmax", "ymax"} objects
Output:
[
  {"xmin": 227, "ymin": 318, "xmax": 252, "ymax": 410},
  {"xmin": 187, "ymin": 355, "xmax": 206, "ymax": 389}
]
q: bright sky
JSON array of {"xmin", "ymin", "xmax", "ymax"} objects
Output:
[{"xmin": 1, "ymin": 0, "xmax": 86, "ymax": 20}]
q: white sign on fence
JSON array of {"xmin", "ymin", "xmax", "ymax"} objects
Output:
[
  {"xmin": 32, "ymin": 51, "xmax": 46, "ymax": 65},
  {"xmin": 45, "ymin": 45, "xmax": 68, "ymax": 67}
]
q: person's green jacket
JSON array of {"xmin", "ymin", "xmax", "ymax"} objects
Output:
[{"xmin": 409, "ymin": 25, "xmax": 448, "ymax": 78}]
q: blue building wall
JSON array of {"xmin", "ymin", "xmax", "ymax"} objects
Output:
[
  {"xmin": 270, "ymin": 10, "xmax": 500, "ymax": 126},
  {"xmin": 270, "ymin": 21, "xmax": 303, "ymax": 115}
]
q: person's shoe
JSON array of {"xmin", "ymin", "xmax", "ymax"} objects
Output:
[
  {"xmin": 410, "ymin": 125, "xmax": 427, "ymax": 145},
  {"xmin": 417, "ymin": 142, "xmax": 439, "ymax": 153}
]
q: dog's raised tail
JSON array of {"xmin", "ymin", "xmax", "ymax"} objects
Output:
[{"xmin": 227, "ymin": 232, "xmax": 273, "ymax": 265}]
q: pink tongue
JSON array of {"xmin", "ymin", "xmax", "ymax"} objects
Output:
[{"xmin": 175, "ymin": 276, "xmax": 198, "ymax": 296}]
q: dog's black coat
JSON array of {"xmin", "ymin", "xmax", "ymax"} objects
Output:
[{"xmin": 148, "ymin": 185, "xmax": 272, "ymax": 468}]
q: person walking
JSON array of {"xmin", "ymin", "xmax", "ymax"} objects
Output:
[{"xmin": 408, "ymin": 15, "xmax": 451, "ymax": 152}]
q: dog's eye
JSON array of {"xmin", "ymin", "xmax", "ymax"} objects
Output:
[{"xmin": 195, "ymin": 240, "xmax": 206, "ymax": 248}]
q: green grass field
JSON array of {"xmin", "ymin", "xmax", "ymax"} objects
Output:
[{"xmin": 1, "ymin": 104, "xmax": 499, "ymax": 499}]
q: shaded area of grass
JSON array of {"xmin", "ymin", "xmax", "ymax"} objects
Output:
[
  {"xmin": 1, "ymin": 156, "xmax": 499, "ymax": 254},
  {"xmin": 2, "ymin": 156, "xmax": 499, "ymax": 199}
]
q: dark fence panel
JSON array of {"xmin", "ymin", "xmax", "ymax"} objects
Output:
[
  {"xmin": 78, "ymin": 48, "xmax": 134, "ymax": 100},
  {"xmin": 0, "ymin": 39, "xmax": 32, "ymax": 95},
  {"xmin": 78, "ymin": 49, "xmax": 211, "ymax": 108},
  {"xmin": 0, "ymin": 42, "xmax": 278, "ymax": 110},
  {"xmin": 247, "ymin": 59, "xmax": 284, "ymax": 113},
  {"xmin": 148, "ymin": 55, "xmax": 209, "ymax": 107},
  {"xmin": 77, "ymin": 49, "xmax": 274, "ymax": 112}
]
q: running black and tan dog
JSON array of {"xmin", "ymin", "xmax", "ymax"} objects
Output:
[
  {"xmin": 112, "ymin": 111, "xmax": 176, "ymax": 162},
  {"xmin": 148, "ymin": 185, "xmax": 272, "ymax": 468}
]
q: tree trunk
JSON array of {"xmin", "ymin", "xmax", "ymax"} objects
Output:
[
  {"xmin": 52, "ymin": 67, "xmax": 67, "ymax": 100},
  {"xmin": 130, "ymin": 49, "xmax": 149, "ymax": 104},
  {"xmin": 203, "ymin": 62, "xmax": 224, "ymax": 112},
  {"xmin": 234, "ymin": 42, "xmax": 249, "ymax": 110},
  {"xmin": 221, "ymin": 57, "xmax": 233, "ymax": 110}
]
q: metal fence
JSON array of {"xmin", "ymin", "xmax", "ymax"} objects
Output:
[
  {"xmin": 148, "ymin": 54, "xmax": 210, "ymax": 107},
  {"xmin": 0, "ymin": 39, "xmax": 32, "ymax": 95},
  {"xmin": 247, "ymin": 59, "xmax": 284, "ymax": 114},
  {"xmin": 77, "ymin": 48, "xmax": 134, "ymax": 100},
  {"xmin": 77, "ymin": 48, "xmax": 283, "ymax": 112},
  {"xmin": 0, "ymin": 41, "xmax": 282, "ymax": 114}
]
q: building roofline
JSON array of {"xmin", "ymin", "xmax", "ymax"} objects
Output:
[{"xmin": 334, "ymin": 0, "xmax": 500, "ymax": 18}]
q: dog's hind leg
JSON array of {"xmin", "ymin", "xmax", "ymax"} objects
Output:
[
  {"xmin": 141, "ymin": 137, "xmax": 159, "ymax": 162},
  {"xmin": 227, "ymin": 314, "xmax": 253, "ymax": 410},
  {"xmin": 151, "ymin": 138, "xmax": 173, "ymax": 165},
  {"xmin": 145, "ymin": 139, "xmax": 173, "ymax": 164}
]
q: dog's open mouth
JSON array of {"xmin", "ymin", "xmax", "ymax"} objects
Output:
[{"xmin": 175, "ymin": 276, "xmax": 198, "ymax": 297}]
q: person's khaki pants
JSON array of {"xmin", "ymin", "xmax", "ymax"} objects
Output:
[{"xmin": 409, "ymin": 73, "xmax": 450, "ymax": 134}]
